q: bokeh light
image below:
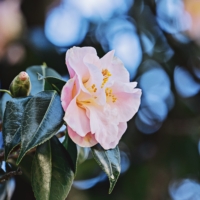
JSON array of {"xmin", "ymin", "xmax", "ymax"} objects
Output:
[
  {"xmin": 140, "ymin": 67, "xmax": 171, "ymax": 100},
  {"xmin": 0, "ymin": 0, "xmax": 24, "ymax": 59},
  {"xmin": 45, "ymin": 3, "xmax": 89, "ymax": 47},
  {"xmin": 140, "ymin": 31, "xmax": 155, "ymax": 55},
  {"xmin": 68, "ymin": 0, "xmax": 134, "ymax": 22},
  {"xmin": 169, "ymin": 179, "xmax": 200, "ymax": 200},
  {"xmin": 96, "ymin": 17, "xmax": 142, "ymax": 79},
  {"xmin": 156, "ymin": 0, "xmax": 191, "ymax": 34},
  {"xmin": 136, "ymin": 60, "xmax": 174, "ymax": 134},
  {"xmin": 174, "ymin": 66, "xmax": 200, "ymax": 98}
]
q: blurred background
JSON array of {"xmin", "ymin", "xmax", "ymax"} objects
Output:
[{"xmin": 1, "ymin": 0, "xmax": 200, "ymax": 199}]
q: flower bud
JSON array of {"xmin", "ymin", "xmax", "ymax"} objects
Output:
[{"xmin": 9, "ymin": 72, "xmax": 31, "ymax": 97}]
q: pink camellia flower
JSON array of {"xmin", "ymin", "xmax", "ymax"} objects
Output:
[{"xmin": 61, "ymin": 47, "xmax": 141, "ymax": 150}]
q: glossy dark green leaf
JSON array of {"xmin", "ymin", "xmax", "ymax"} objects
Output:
[
  {"xmin": 26, "ymin": 65, "xmax": 62, "ymax": 95},
  {"xmin": 17, "ymin": 154, "xmax": 34, "ymax": 182},
  {"xmin": 62, "ymin": 134, "xmax": 77, "ymax": 173},
  {"xmin": 32, "ymin": 136, "xmax": 74, "ymax": 200},
  {"xmin": 37, "ymin": 73, "xmax": 66, "ymax": 95},
  {"xmin": 91, "ymin": 145, "xmax": 121, "ymax": 194},
  {"xmin": 1, "ymin": 93, "xmax": 12, "ymax": 117},
  {"xmin": 17, "ymin": 91, "xmax": 64, "ymax": 164},
  {"xmin": 2, "ymin": 97, "xmax": 31, "ymax": 160}
]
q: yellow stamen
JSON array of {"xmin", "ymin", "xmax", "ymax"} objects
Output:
[
  {"xmin": 112, "ymin": 96, "xmax": 117, "ymax": 103},
  {"xmin": 91, "ymin": 84, "xmax": 97, "ymax": 92},
  {"xmin": 105, "ymin": 88, "xmax": 117, "ymax": 103},
  {"xmin": 83, "ymin": 101, "xmax": 91, "ymax": 103},
  {"xmin": 101, "ymin": 69, "xmax": 112, "ymax": 88},
  {"xmin": 102, "ymin": 69, "xmax": 112, "ymax": 77}
]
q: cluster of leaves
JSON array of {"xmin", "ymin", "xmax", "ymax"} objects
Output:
[{"xmin": 0, "ymin": 65, "xmax": 121, "ymax": 200}]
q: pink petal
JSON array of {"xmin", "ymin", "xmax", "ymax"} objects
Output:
[
  {"xmin": 100, "ymin": 51, "xmax": 130, "ymax": 83},
  {"xmin": 83, "ymin": 54, "xmax": 106, "ymax": 105},
  {"xmin": 85, "ymin": 103, "xmax": 128, "ymax": 149},
  {"xmin": 108, "ymin": 122, "xmax": 127, "ymax": 149},
  {"xmin": 112, "ymin": 81, "xmax": 138, "ymax": 93},
  {"xmin": 64, "ymin": 100, "xmax": 91, "ymax": 137},
  {"xmin": 110, "ymin": 82, "xmax": 142, "ymax": 122},
  {"xmin": 61, "ymin": 77, "xmax": 76, "ymax": 111},
  {"xmin": 109, "ymin": 56, "xmax": 130, "ymax": 83},
  {"xmin": 63, "ymin": 76, "xmax": 91, "ymax": 137},
  {"xmin": 66, "ymin": 46, "xmax": 97, "ymax": 80},
  {"xmin": 68, "ymin": 126, "xmax": 98, "ymax": 147},
  {"xmin": 84, "ymin": 104, "xmax": 102, "ymax": 134},
  {"xmin": 83, "ymin": 52, "xmax": 101, "ymax": 69},
  {"xmin": 100, "ymin": 50, "xmax": 115, "ymax": 70},
  {"xmin": 83, "ymin": 53, "xmax": 102, "ymax": 89},
  {"xmin": 66, "ymin": 47, "xmax": 98, "ymax": 96},
  {"xmin": 85, "ymin": 104, "xmax": 120, "ymax": 150},
  {"xmin": 94, "ymin": 122, "xmax": 119, "ymax": 150}
]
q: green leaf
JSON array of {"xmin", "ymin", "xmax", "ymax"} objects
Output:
[
  {"xmin": 2, "ymin": 97, "xmax": 31, "ymax": 160},
  {"xmin": 77, "ymin": 146, "xmax": 89, "ymax": 165},
  {"xmin": 32, "ymin": 136, "xmax": 74, "ymax": 200},
  {"xmin": 37, "ymin": 73, "xmax": 66, "ymax": 95},
  {"xmin": 26, "ymin": 65, "xmax": 62, "ymax": 95},
  {"xmin": 91, "ymin": 145, "xmax": 121, "ymax": 194},
  {"xmin": 17, "ymin": 90, "xmax": 64, "ymax": 164},
  {"xmin": 62, "ymin": 134, "xmax": 77, "ymax": 173},
  {"xmin": 1, "ymin": 93, "xmax": 12, "ymax": 117},
  {"xmin": 17, "ymin": 154, "xmax": 34, "ymax": 182}
]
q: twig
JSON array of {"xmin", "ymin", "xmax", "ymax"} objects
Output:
[{"xmin": 0, "ymin": 168, "xmax": 22, "ymax": 183}]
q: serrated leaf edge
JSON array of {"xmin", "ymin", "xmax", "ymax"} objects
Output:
[
  {"xmin": 16, "ymin": 122, "xmax": 64, "ymax": 165},
  {"xmin": 16, "ymin": 91, "xmax": 64, "ymax": 165},
  {"xmin": 5, "ymin": 126, "xmax": 21, "ymax": 161}
]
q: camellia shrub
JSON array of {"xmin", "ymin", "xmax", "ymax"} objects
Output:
[{"xmin": 0, "ymin": 46, "xmax": 141, "ymax": 200}]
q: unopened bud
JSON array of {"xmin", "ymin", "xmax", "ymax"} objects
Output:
[{"xmin": 9, "ymin": 72, "xmax": 31, "ymax": 97}]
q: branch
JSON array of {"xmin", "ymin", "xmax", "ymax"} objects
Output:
[{"xmin": 0, "ymin": 168, "xmax": 22, "ymax": 183}]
